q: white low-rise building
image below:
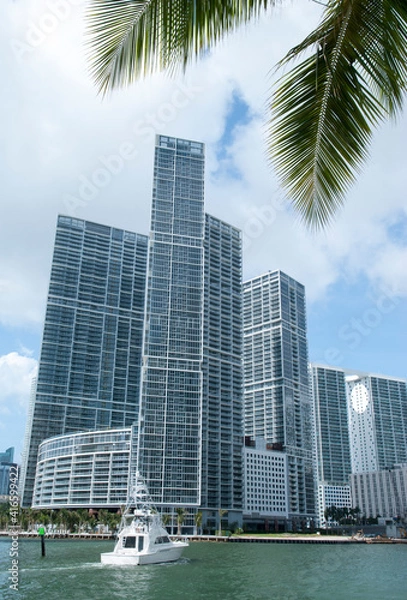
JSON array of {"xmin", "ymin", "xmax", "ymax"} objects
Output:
[
  {"xmin": 317, "ymin": 483, "xmax": 352, "ymax": 527},
  {"xmin": 32, "ymin": 428, "xmax": 131, "ymax": 509},
  {"xmin": 350, "ymin": 463, "xmax": 407, "ymax": 520},
  {"xmin": 243, "ymin": 437, "xmax": 288, "ymax": 528}
]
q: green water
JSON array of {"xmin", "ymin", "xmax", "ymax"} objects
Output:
[{"xmin": 1, "ymin": 538, "xmax": 406, "ymax": 600}]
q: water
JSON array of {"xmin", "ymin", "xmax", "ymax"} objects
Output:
[{"xmin": 1, "ymin": 538, "xmax": 406, "ymax": 600}]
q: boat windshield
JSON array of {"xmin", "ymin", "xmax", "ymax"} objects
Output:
[
  {"xmin": 154, "ymin": 536, "xmax": 171, "ymax": 544},
  {"xmin": 123, "ymin": 536, "xmax": 136, "ymax": 548},
  {"xmin": 123, "ymin": 536, "xmax": 144, "ymax": 551}
]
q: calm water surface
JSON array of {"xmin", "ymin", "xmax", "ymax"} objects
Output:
[{"xmin": 1, "ymin": 538, "xmax": 406, "ymax": 600}]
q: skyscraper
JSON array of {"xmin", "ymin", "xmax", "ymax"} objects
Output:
[
  {"xmin": 346, "ymin": 373, "xmax": 407, "ymax": 473},
  {"xmin": 201, "ymin": 214, "xmax": 243, "ymax": 517},
  {"xmin": 350, "ymin": 463, "xmax": 407, "ymax": 520},
  {"xmin": 0, "ymin": 447, "xmax": 16, "ymax": 497},
  {"xmin": 136, "ymin": 136, "xmax": 205, "ymax": 507},
  {"xmin": 21, "ymin": 217, "xmax": 148, "ymax": 506},
  {"xmin": 137, "ymin": 136, "xmax": 243, "ymax": 524},
  {"xmin": 22, "ymin": 135, "xmax": 243, "ymax": 526},
  {"xmin": 243, "ymin": 271, "xmax": 315, "ymax": 525},
  {"xmin": 310, "ymin": 364, "xmax": 352, "ymax": 526}
]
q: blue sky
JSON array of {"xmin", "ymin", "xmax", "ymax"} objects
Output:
[
  {"xmin": 308, "ymin": 275, "xmax": 405, "ymax": 377},
  {"xmin": 1, "ymin": 1, "xmax": 406, "ymax": 460}
]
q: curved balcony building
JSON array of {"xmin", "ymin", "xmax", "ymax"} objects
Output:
[{"xmin": 32, "ymin": 428, "xmax": 131, "ymax": 509}]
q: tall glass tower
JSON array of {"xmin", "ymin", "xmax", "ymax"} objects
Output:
[
  {"xmin": 243, "ymin": 271, "xmax": 315, "ymax": 524},
  {"xmin": 311, "ymin": 365, "xmax": 351, "ymax": 484},
  {"xmin": 137, "ymin": 135, "xmax": 205, "ymax": 506},
  {"xmin": 346, "ymin": 373, "xmax": 407, "ymax": 472},
  {"xmin": 311, "ymin": 364, "xmax": 352, "ymax": 526},
  {"xmin": 21, "ymin": 217, "xmax": 148, "ymax": 506},
  {"xmin": 22, "ymin": 135, "xmax": 243, "ymax": 524},
  {"xmin": 202, "ymin": 214, "xmax": 243, "ymax": 516},
  {"xmin": 0, "ymin": 447, "xmax": 16, "ymax": 497},
  {"xmin": 137, "ymin": 135, "xmax": 243, "ymax": 522}
]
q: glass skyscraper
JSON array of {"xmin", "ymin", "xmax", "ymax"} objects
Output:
[
  {"xmin": 0, "ymin": 447, "xmax": 16, "ymax": 497},
  {"xmin": 243, "ymin": 271, "xmax": 315, "ymax": 524},
  {"xmin": 21, "ymin": 217, "xmax": 148, "ymax": 507},
  {"xmin": 311, "ymin": 365, "xmax": 352, "ymax": 484},
  {"xmin": 310, "ymin": 364, "xmax": 352, "ymax": 526},
  {"xmin": 137, "ymin": 136, "xmax": 205, "ymax": 506},
  {"xmin": 137, "ymin": 136, "xmax": 243, "ymax": 522},
  {"xmin": 201, "ymin": 214, "xmax": 243, "ymax": 516},
  {"xmin": 346, "ymin": 373, "xmax": 407, "ymax": 473},
  {"xmin": 22, "ymin": 135, "xmax": 243, "ymax": 525}
]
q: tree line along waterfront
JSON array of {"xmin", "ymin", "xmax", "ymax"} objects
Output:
[
  {"xmin": 323, "ymin": 505, "xmax": 381, "ymax": 526},
  {"xmin": 0, "ymin": 504, "xmax": 210, "ymax": 536},
  {"xmin": 0, "ymin": 501, "xmax": 386, "ymax": 538},
  {"xmin": 0, "ymin": 504, "xmax": 121, "ymax": 536}
]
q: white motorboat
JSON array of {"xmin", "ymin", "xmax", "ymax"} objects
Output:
[{"xmin": 101, "ymin": 473, "xmax": 188, "ymax": 566}]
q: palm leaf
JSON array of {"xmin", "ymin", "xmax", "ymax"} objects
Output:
[
  {"xmin": 86, "ymin": 0, "xmax": 272, "ymax": 94},
  {"xmin": 269, "ymin": 0, "xmax": 407, "ymax": 229}
]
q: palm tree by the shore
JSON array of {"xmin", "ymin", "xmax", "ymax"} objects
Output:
[
  {"xmin": 194, "ymin": 511, "xmax": 203, "ymax": 536},
  {"xmin": 161, "ymin": 512, "xmax": 172, "ymax": 533},
  {"xmin": 175, "ymin": 507, "xmax": 187, "ymax": 535},
  {"xmin": 217, "ymin": 508, "xmax": 228, "ymax": 536},
  {"xmin": 85, "ymin": 0, "xmax": 407, "ymax": 230}
]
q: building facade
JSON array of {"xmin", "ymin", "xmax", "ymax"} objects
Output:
[
  {"xmin": 243, "ymin": 437, "xmax": 288, "ymax": 529},
  {"xmin": 243, "ymin": 271, "xmax": 315, "ymax": 526},
  {"xmin": 201, "ymin": 214, "xmax": 243, "ymax": 518},
  {"xmin": 0, "ymin": 447, "xmax": 16, "ymax": 498},
  {"xmin": 19, "ymin": 378, "xmax": 37, "ymax": 502},
  {"xmin": 137, "ymin": 136, "xmax": 243, "ymax": 525},
  {"xmin": 136, "ymin": 136, "xmax": 205, "ymax": 508},
  {"xmin": 21, "ymin": 217, "xmax": 148, "ymax": 506},
  {"xmin": 311, "ymin": 365, "xmax": 352, "ymax": 527},
  {"xmin": 33, "ymin": 428, "xmax": 131, "ymax": 509},
  {"xmin": 346, "ymin": 374, "xmax": 407, "ymax": 473},
  {"xmin": 350, "ymin": 463, "xmax": 407, "ymax": 521},
  {"xmin": 24, "ymin": 135, "xmax": 243, "ymax": 526}
]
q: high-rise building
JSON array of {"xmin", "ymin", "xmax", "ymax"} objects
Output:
[
  {"xmin": 136, "ymin": 136, "xmax": 205, "ymax": 507},
  {"xmin": 21, "ymin": 217, "xmax": 148, "ymax": 506},
  {"xmin": 137, "ymin": 135, "xmax": 243, "ymax": 525},
  {"xmin": 243, "ymin": 437, "xmax": 288, "ymax": 528},
  {"xmin": 0, "ymin": 447, "xmax": 16, "ymax": 497},
  {"xmin": 33, "ymin": 428, "xmax": 132, "ymax": 508},
  {"xmin": 346, "ymin": 373, "xmax": 407, "ymax": 473},
  {"xmin": 350, "ymin": 463, "xmax": 407, "ymax": 520},
  {"xmin": 310, "ymin": 364, "xmax": 352, "ymax": 526},
  {"xmin": 0, "ymin": 447, "xmax": 14, "ymax": 465},
  {"xmin": 243, "ymin": 271, "xmax": 315, "ymax": 525},
  {"xmin": 201, "ymin": 214, "xmax": 243, "ymax": 517},
  {"xmin": 25, "ymin": 135, "xmax": 243, "ymax": 528},
  {"xmin": 19, "ymin": 377, "xmax": 37, "ymax": 502}
]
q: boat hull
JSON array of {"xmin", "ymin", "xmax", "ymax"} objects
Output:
[{"xmin": 101, "ymin": 542, "xmax": 187, "ymax": 566}]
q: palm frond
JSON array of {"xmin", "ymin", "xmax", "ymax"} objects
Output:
[
  {"xmin": 86, "ymin": 0, "xmax": 272, "ymax": 94},
  {"xmin": 269, "ymin": 0, "xmax": 407, "ymax": 229}
]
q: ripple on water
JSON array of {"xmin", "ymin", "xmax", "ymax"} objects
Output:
[{"xmin": 1, "ymin": 539, "xmax": 406, "ymax": 600}]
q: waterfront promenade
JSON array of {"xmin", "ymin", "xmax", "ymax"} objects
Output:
[{"xmin": 1, "ymin": 531, "xmax": 406, "ymax": 544}]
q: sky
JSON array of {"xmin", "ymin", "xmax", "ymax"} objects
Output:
[{"xmin": 1, "ymin": 0, "xmax": 406, "ymax": 461}]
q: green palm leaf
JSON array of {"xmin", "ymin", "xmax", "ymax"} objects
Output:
[
  {"xmin": 269, "ymin": 0, "xmax": 407, "ymax": 229},
  {"xmin": 86, "ymin": 0, "xmax": 272, "ymax": 94},
  {"xmin": 86, "ymin": 0, "xmax": 407, "ymax": 228}
]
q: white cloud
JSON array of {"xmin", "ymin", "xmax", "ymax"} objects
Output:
[
  {"xmin": 366, "ymin": 244, "xmax": 407, "ymax": 298},
  {"xmin": 1, "ymin": 0, "xmax": 406, "ymax": 331},
  {"xmin": 0, "ymin": 352, "xmax": 38, "ymax": 410}
]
